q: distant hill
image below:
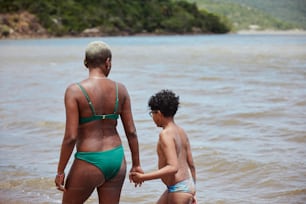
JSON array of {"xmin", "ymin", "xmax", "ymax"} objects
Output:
[
  {"xmin": 188, "ymin": 0, "xmax": 306, "ymax": 30},
  {"xmin": 0, "ymin": 0, "xmax": 230, "ymax": 39}
]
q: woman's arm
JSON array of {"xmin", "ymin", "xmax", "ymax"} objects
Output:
[
  {"xmin": 55, "ymin": 85, "xmax": 79, "ymax": 191},
  {"xmin": 119, "ymin": 84, "xmax": 143, "ymax": 180}
]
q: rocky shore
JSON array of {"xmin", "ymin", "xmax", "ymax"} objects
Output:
[
  {"xmin": 0, "ymin": 11, "xmax": 124, "ymax": 39},
  {"xmin": 0, "ymin": 12, "xmax": 49, "ymax": 39}
]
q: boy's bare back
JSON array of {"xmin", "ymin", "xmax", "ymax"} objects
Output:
[{"xmin": 157, "ymin": 123, "xmax": 195, "ymax": 191}]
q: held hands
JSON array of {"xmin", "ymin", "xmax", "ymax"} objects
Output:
[
  {"xmin": 130, "ymin": 171, "xmax": 143, "ymax": 183},
  {"xmin": 54, "ymin": 173, "xmax": 66, "ymax": 192},
  {"xmin": 129, "ymin": 166, "xmax": 144, "ymax": 187}
]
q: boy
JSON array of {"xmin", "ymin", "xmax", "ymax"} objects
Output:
[{"xmin": 130, "ymin": 90, "xmax": 197, "ymax": 204}]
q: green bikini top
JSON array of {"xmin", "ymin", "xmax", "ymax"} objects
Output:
[{"xmin": 76, "ymin": 82, "xmax": 119, "ymax": 124}]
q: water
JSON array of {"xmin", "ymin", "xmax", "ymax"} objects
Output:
[{"xmin": 0, "ymin": 34, "xmax": 306, "ymax": 204}]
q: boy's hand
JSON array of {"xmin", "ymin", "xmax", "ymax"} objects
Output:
[
  {"xmin": 129, "ymin": 166, "xmax": 144, "ymax": 187},
  {"xmin": 129, "ymin": 171, "xmax": 144, "ymax": 186}
]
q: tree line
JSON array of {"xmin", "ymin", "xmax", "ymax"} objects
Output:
[{"xmin": 0, "ymin": 0, "xmax": 231, "ymax": 36}]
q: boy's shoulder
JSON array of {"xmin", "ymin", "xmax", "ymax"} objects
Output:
[{"xmin": 160, "ymin": 124, "xmax": 187, "ymax": 140}]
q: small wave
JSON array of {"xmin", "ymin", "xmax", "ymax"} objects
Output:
[
  {"xmin": 285, "ymin": 134, "xmax": 306, "ymax": 143},
  {"xmin": 200, "ymin": 152, "xmax": 261, "ymax": 175},
  {"xmin": 0, "ymin": 176, "xmax": 62, "ymax": 204},
  {"xmin": 1, "ymin": 120, "xmax": 64, "ymax": 131},
  {"xmin": 295, "ymin": 100, "xmax": 306, "ymax": 107},
  {"xmin": 37, "ymin": 121, "xmax": 65, "ymax": 129},
  {"xmin": 273, "ymin": 188, "xmax": 306, "ymax": 197},
  {"xmin": 232, "ymin": 111, "xmax": 283, "ymax": 119},
  {"xmin": 199, "ymin": 76, "xmax": 223, "ymax": 81},
  {"xmin": 262, "ymin": 188, "xmax": 306, "ymax": 204},
  {"xmin": 216, "ymin": 118, "xmax": 247, "ymax": 126}
]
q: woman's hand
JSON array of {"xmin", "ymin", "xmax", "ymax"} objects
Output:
[{"xmin": 55, "ymin": 173, "xmax": 66, "ymax": 192}]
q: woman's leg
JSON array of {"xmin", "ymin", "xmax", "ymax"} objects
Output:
[
  {"xmin": 97, "ymin": 158, "xmax": 127, "ymax": 204},
  {"xmin": 63, "ymin": 159, "xmax": 105, "ymax": 204}
]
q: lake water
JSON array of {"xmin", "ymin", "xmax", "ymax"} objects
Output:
[{"xmin": 0, "ymin": 34, "xmax": 306, "ymax": 204}]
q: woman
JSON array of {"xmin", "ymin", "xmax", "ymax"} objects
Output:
[{"xmin": 55, "ymin": 41, "xmax": 143, "ymax": 203}]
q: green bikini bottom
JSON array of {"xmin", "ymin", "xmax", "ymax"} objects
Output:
[{"xmin": 75, "ymin": 145, "xmax": 124, "ymax": 181}]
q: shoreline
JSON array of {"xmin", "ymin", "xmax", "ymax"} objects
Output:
[
  {"xmin": 1, "ymin": 29, "xmax": 306, "ymax": 40},
  {"xmin": 236, "ymin": 29, "xmax": 306, "ymax": 35}
]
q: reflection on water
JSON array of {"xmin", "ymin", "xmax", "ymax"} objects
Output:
[{"xmin": 1, "ymin": 34, "xmax": 306, "ymax": 203}]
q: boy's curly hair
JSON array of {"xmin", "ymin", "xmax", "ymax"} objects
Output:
[{"xmin": 148, "ymin": 89, "xmax": 179, "ymax": 117}]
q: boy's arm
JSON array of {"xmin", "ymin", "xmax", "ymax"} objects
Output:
[
  {"xmin": 131, "ymin": 131, "xmax": 178, "ymax": 182},
  {"xmin": 186, "ymin": 137, "xmax": 196, "ymax": 183}
]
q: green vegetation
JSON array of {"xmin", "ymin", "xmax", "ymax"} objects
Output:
[
  {"xmin": 0, "ymin": 0, "xmax": 230, "ymax": 36},
  {"xmin": 226, "ymin": 0, "xmax": 306, "ymax": 29},
  {"xmin": 187, "ymin": 0, "xmax": 306, "ymax": 30}
]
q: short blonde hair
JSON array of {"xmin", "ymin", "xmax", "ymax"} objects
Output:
[{"xmin": 85, "ymin": 41, "xmax": 112, "ymax": 67}]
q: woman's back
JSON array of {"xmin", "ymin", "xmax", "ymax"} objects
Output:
[{"xmin": 75, "ymin": 78, "xmax": 124, "ymax": 152}]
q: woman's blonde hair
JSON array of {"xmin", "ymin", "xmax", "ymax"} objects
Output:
[{"xmin": 85, "ymin": 41, "xmax": 112, "ymax": 67}]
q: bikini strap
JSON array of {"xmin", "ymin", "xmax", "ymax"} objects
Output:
[
  {"xmin": 114, "ymin": 82, "xmax": 119, "ymax": 113},
  {"xmin": 76, "ymin": 83, "xmax": 96, "ymax": 115}
]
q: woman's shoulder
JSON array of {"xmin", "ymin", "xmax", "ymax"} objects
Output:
[
  {"xmin": 65, "ymin": 82, "xmax": 82, "ymax": 94},
  {"xmin": 114, "ymin": 81, "xmax": 129, "ymax": 96}
]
